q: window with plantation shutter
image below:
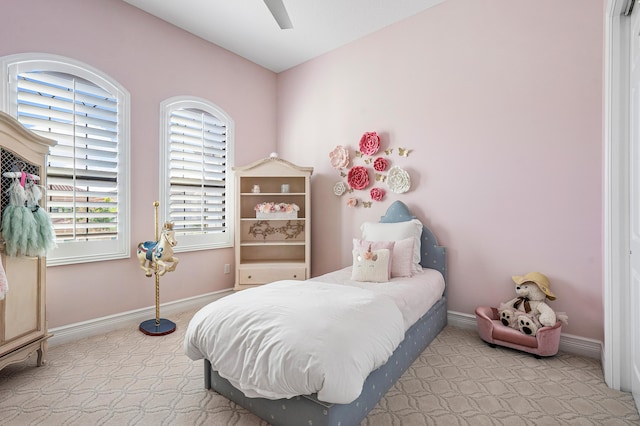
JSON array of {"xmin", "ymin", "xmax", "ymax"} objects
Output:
[
  {"xmin": 1, "ymin": 54, "xmax": 130, "ymax": 265},
  {"xmin": 160, "ymin": 97, "xmax": 234, "ymax": 251}
]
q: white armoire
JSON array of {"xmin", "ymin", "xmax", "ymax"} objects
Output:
[{"xmin": 0, "ymin": 111, "xmax": 56, "ymax": 371}]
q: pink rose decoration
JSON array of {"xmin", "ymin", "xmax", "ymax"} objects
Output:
[
  {"xmin": 373, "ymin": 157, "xmax": 388, "ymax": 172},
  {"xmin": 347, "ymin": 197, "xmax": 359, "ymax": 208},
  {"xmin": 359, "ymin": 132, "xmax": 380, "ymax": 156},
  {"xmin": 347, "ymin": 166, "xmax": 370, "ymax": 190},
  {"xmin": 329, "ymin": 145, "xmax": 350, "ymax": 169},
  {"xmin": 370, "ymin": 187, "xmax": 385, "ymax": 201}
]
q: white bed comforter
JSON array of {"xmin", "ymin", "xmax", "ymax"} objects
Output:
[
  {"xmin": 184, "ymin": 280, "xmax": 405, "ymax": 404},
  {"xmin": 310, "ymin": 267, "xmax": 445, "ymax": 332}
]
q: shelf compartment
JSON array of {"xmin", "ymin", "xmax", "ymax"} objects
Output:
[
  {"xmin": 240, "ymin": 219, "xmax": 305, "ymax": 243},
  {"xmin": 240, "ymin": 244, "xmax": 305, "ymax": 263},
  {"xmin": 240, "ymin": 176, "xmax": 305, "ymax": 194},
  {"xmin": 240, "ymin": 194, "xmax": 306, "ymax": 219}
]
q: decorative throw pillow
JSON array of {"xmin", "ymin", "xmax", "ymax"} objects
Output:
[
  {"xmin": 353, "ymin": 239, "xmax": 394, "ymax": 279},
  {"xmin": 360, "ymin": 219, "xmax": 423, "ymax": 274},
  {"xmin": 386, "ymin": 237, "xmax": 414, "ymax": 277},
  {"xmin": 351, "ymin": 247, "xmax": 391, "ymax": 283},
  {"xmin": 353, "ymin": 238, "xmax": 413, "ymax": 278}
]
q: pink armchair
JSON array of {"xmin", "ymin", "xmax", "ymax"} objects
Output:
[{"xmin": 475, "ymin": 306, "xmax": 562, "ymax": 358}]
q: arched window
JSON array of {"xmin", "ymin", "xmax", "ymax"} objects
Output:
[
  {"xmin": 1, "ymin": 53, "xmax": 130, "ymax": 265},
  {"xmin": 160, "ymin": 96, "xmax": 234, "ymax": 251}
]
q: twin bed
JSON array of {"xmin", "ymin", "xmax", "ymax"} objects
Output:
[{"xmin": 184, "ymin": 201, "xmax": 447, "ymax": 426}]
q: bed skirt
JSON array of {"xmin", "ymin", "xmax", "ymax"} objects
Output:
[{"xmin": 203, "ymin": 295, "xmax": 447, "ymax": 426}]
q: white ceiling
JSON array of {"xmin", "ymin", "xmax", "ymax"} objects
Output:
[{"xmin": 121, "ymin": 0, "xmax": 446, "ymax": 73}]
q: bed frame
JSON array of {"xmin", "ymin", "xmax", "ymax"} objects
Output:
[{"xmin": 203, "ymin": 200, "xmax": 447, "ymax": 426}]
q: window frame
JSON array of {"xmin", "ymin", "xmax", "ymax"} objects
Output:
[
  {"xmin": 1, "ymin": 53, "xmax": 131, "ymax": 266},
  {"xmin": 159, "ymin": 96, "xmax": 234, "ymax": 252}
]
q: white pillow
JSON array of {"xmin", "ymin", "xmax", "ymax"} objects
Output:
[
  {"xmin": 353, "ymin": 239, "xmax": 394, "ymax": 280},
  {"xmin": 361, "ymin": 219, "xmax": 423, "ymax": 274},
  {"xmin": 353, "ymin": 237, "xmax": 413, "ymax": 278},
  {"xmin": 351, "ymin": 248, "xmax": 391, "ymax": 283}
]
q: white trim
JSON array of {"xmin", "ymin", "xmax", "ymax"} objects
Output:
[
  {"xmin": 448, "ymin": 311, "xmax": 603, "ymax": 360},
  {"xmin": 50, "ymin": 304, "xmax": 604, "ymax": 358},
  {"xmin": 0, "ymin": 52, "xmax": 131, "ymax": 266},
  {"xmin": 48, "ymin": 289, "xmax": 233, "ymax": 347},
  {"xmin": 604, "ymin": 0, "xmax": 632, "ymax": 391}
]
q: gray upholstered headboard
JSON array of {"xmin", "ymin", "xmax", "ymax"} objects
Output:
[{"xmin": 379, "ymin": 201, "xmax": 447, "ymax": 283}]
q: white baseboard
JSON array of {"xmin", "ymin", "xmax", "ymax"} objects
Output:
[
  {"xmin": 49, "ymin": 301, "xmax": 603, "ymax": 361},
  {"xmin": 447, "ymin": 310, "xmax": 603, "ymax": 360},
  {"xmin": 48, "ymin": 289, "xmax": 233, "ymax": 347}
]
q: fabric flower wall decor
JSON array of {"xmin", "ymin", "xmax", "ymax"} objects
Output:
[
  {"xmin": 370, "ymin": 187, "xmax": 385, "ymax": 201},
  {"xmin": 387, "ymin": 166, "xmax": 411, "ymax": 193},
  {"xmin": 373, "ymin": 157, "xmax": 388, "ymax": 172},
  {"xmin": 359, "ymin": 132, "xmax": 380, "ymax": 156},
  {"xmin": 348, "ymin": 166, "xmax": 370, "ymax": 190},
  {"xmin": 329, "ymin": 130, "xmax": 414, "ymax": 208},
  {"xmin": 329, "ymin": 145, "xmax": 350, "ymax": 169},
  {"xmin": 333, "ymin": 181, "xmax": 347, "ymax": 196}
]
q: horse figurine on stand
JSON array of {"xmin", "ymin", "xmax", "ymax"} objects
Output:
[
  {"xmin": 137, "ymin": 222, "xmax": 179, "ymax": 277},
  {"xmin": 137, "ymin": 202, "xmax": 179, "ymax": 336}
]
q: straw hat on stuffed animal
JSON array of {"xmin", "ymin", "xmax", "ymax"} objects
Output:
[{"xmin": 512, "ymin": 272, "xmax": 556, "ymax": 301}]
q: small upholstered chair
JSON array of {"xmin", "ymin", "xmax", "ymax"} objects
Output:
[{"xmin": 475, "ymin": 306, "xmax": 562, "ymax": 358}]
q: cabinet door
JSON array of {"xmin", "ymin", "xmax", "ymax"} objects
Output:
[{"xmin": 0, "ymin": 255, "xmax": 42, "ymax": 351}]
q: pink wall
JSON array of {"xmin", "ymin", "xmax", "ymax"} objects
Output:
[
  {"xmin": 1, "ymin": 0, "xmax": 606, "ymax": 342},
  {"xmin": 1, "ymin": 0, "xmax": 278, "ymax": 327},
  {"xmin": 277, "ymin": 0, "xmax": 605, "ymax": 340}
]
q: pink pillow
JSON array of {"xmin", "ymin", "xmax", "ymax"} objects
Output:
[
  {"xmin": 353, "ymin": 239, "xmax": 394, "ymax": 280},
  {"xmin": 389, "ymin": 237, "xmax": 414, "ymax": 277}
]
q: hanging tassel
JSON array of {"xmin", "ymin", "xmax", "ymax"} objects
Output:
[
  {"xmin": 24, "ymin": 179, "xmax": 57, "ymax": 256},
  {"xmin": 1, "ymin": 178, "xmax": 38, "ymax": 256}
]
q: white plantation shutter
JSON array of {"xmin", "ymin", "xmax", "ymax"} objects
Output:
[
  {"xmin": 2, "ymin": 54, "xmax": 130, "ymax": 265},
  {"xmin": 18, "ymin": 71, "xmax": 118, "ymax": 239},
  {"xmin": 160, "ymin": 97, "xmax": 234, "ymax": 250}
]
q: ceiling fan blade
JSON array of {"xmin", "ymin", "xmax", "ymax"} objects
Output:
[{"xmin": 264, "ymin": 0, "xmax": 293, "ymax": 30}]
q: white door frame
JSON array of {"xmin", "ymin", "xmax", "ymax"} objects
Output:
[{"xmin": 604, "ymin": 0, "xmax": 632, "ymax": 392}]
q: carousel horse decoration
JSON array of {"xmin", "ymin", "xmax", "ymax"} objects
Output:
[
  {"xmin": 137, "ymin": 202, "xmax": 179, "ymax": 336},
  {"xmin": 136, "ymin": 221, "xmax": 179, "ymax": 277}
]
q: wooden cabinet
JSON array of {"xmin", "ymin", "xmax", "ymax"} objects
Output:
[
  {"xmin": 0, "ymin": 111, "xmax": 56, "ymax": 371},
  {"xmin": 233, "ymin": 157, "xmax": 312, "ymax": 291}
]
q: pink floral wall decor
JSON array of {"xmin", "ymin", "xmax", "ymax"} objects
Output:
[
  {"xmin": 359, "ymin": 131, "xmax": 380, "ymax": 156},
  {"xmin": 347, "ymin": 166, "xmax": 370, "ymax": 190},
  {"xmin": 329, "ymin": 130, "xmax": 413, "ymax": 208},
  {"xmin": 329, "ymin": 145, "xmax": 350, "ymax": 169},
  {"xmin": 373, "ymin": 157, "xmax": 388, "ymax": 172},
  {"xmin": 370, "ymin": 187, "xmax": 385, "ymax": 201}
]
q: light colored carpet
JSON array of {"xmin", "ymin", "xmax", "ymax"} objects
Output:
[{"xmin": 0, "ymin": 307, "xmax": 638, "ymax": 426}]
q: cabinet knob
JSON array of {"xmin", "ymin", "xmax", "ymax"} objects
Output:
[
  {"xmin": 248, "ymin": 275, "xmax": 252, "ymax": 279},
  {"xmin": 293, "ymin": 275, "xmax": 297, "ymax": 278}
]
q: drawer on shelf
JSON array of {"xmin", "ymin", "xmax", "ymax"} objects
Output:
[{"xmin": 238, "ymin": 266, "xmax": 306, "ymax": 285}]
